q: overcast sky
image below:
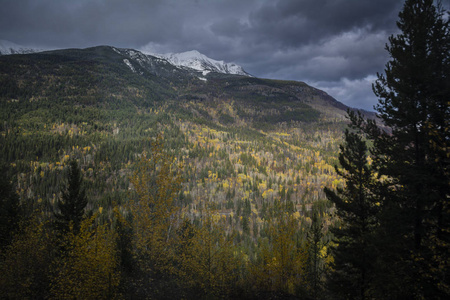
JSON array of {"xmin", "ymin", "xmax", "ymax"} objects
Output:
[{"xmin": 1, "ymin": 0, "xmax": 447, "ymax": 110}]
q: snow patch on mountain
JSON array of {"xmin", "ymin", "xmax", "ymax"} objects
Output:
[
  {"xmin": 123, "ymin": 59, "xmax": 136, "ymax": 73},
  {"xmin": 142, "ymin": 49, "xmax": 250, "ymax": 76}
]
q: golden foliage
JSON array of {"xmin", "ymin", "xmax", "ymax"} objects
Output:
[
  {"xmin": 50, "ymin": 215, "xmax": 120, "ymax": 299},
  {"xmin": 249, "ymin": 212, "xmax": 307, "ymax": 294},
  {"xmin": 178, "ymin": 212, "xmax": 241, "ymax": 296},
  {"xmin": 0, "ymin": 216, "xmax": 53, "ymax": 299},
  {"xmin": 128, "ymin": 136, "xmax": 183, "ymax": 274}
]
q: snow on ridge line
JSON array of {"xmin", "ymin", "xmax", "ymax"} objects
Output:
[{"xmin": 140, "ymin": 49, "xmax": 249, "ymax": 76}]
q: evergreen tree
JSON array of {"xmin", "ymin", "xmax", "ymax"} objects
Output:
[
  {"xmin": 306, "ymin": 210, "xmax": 326, "ymax": 300},
  {"xmin": 53, "ymin": 160, "xmax": 88, "ymax": 235},
  {"xmin": 0, "ymin": 165, "xmax": 20, "ymax": 251},
  {"xmin": 113, "ymin": 206, "xmax": 135, "ymax": 297},
  {"xmin": 367, "ymin": 0, "xmax": 449, "ymax": 297},
  {"xmin": 324, "ymin": 111, "xmax": 378, "ymax": 300}
]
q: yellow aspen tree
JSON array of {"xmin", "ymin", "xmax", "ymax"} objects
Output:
[
  {"xmin": 249, "ymin": 211, "xmax": 307, "ymax": 295},
  {"xmin": 128, "ymin": 136, "xmax": 183, "ymax": 276},
  {"xmin": 0, "ymin": 216, "xmax": 53, "ymax": 299},
  {"xmin": 179, "ymin": 212, "xmax": 240, "ymax": 297},
  {"xmin": 271, "ymin": 212, "xmax": 307, "ymax": 294},
  {"xmin": 50, "ymin": 214, "xmax": 120, "ymax": 299}
]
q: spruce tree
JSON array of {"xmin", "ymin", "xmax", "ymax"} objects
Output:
[
  {"xmin": 0, "ymin": 165, "xmax": 20, "ymax": 250},
  {"xmin": 306, "ymin": 210, "xmax": 326, "ymax": 300},
  {"xmin": 324, "ymin": 111, "xmax": 378, "ymax": 300},
  {"xmin": 368, "ymin": 0, "xmax": 449, "ymax": 297},
  {"xmin": 54, "ymin": 160, "xmax": 88, "ymax": 235}
]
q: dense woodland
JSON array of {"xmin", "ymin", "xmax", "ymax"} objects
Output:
[{"xmin": 0, "ymin": 0, "xmax": 449, "ymax": 299}]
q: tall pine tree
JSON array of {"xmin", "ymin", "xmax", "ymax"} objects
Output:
[
  {"xmin": 367, "ymin": 0, "xmax": 449, "ymax": 297},
  {"xmin": 0, "ymin": 165, "xmax": 20, "ymax": 251},
  {"xmin": 53, "ymin": 160, "xmax": 88, "ymax": 235},
  {"xmin": 306, "ymin": 210, "xmax": 326, "ymax": 300},
  {"xmin": 324, "ymin": 111, "xmax": 378, "ymax": 300}
]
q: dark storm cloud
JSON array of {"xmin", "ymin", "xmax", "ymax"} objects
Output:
[
  {"xmin": 0, "ymin": 0, "xmax": 184, "ymax": 48},
  {"xmin": 205, "ymin": 0, "xmax": 405, "ymax": 110},
  {"xmin": 0, "ymin": 0, "xmax": 416, "ymax": 110},
  {"xmin": 221, "ymin": 0, "xmax": 403, "ymax": 76}
]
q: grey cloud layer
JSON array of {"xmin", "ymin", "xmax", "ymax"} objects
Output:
[{"xmin": 1, "ymin": 0, "xmax": 412, "ymax": 110}]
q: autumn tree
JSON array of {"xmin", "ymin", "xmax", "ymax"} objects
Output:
[
  {"xmin": 249, "ymin": 210, "xmax": 308, "ymax": 296},
  {"xmin": 128, "ymin": 136, "xmax": 183, "ymax": 294},
  {"xmin": 50, "ymin": 214, "xmax": 120, "ymax": 299},
  {"xmin": 0, "ymin": 216, "xmax": 54, "ymax": 299},
  {"xmin": 178, "ymin": 212, "xmax": 241, "ymax": 298}
]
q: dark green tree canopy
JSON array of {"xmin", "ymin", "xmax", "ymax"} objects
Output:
[
  {"xmin": 324, "ymin": 111, "xmax": 378, "ymax": 300},
  {"xmin": 53, "ymin": 160, "xmax": 88, "ymax": 235},
  {"xmin": 0, "ymin": 165, "xmax": 20, "ymax": 250},
  {"xmin": 327, "ymin": 1, "xmax": 449, "ymax": 298},
  {"xmin": 369, "ymin": 0, "xmax": 449, "ymax": 297}
]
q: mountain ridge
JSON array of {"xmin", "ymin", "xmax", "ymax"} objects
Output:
[
  {"xmin": 0, "ymin": 41, "xmax": 375, "ymax": 120},
  {"xmin": 0, "ymin": 44, "xmax": 379, "ymax": 122},
  {"xmin": 0, "ymin": 40, "xmax": 250, "ymax": 77}
]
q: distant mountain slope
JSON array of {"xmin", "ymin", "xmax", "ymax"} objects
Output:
[
  {"xmin": 0, "ymin": 41, "xmax": 376, "ymax": 119},
  {"xmin": 0, "ymin": 45, "xmax": 353, "ymax": 122}
]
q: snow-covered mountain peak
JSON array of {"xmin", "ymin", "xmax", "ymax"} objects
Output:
[
  {"xmin": 0, "ymin": 40, "xmax": 42, "ymax": 55},
  {"xmin": 142, "ymin": 49, "xmax": 250, "ymax": 76}
]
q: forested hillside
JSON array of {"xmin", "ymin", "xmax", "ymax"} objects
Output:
[
  {"xmin": 0, "ymin": 45, "xmax": 350, "ymax": 298},
  {"xmin": 0, "ymin": 45, "xmax": 353, "ymax": 228}
]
